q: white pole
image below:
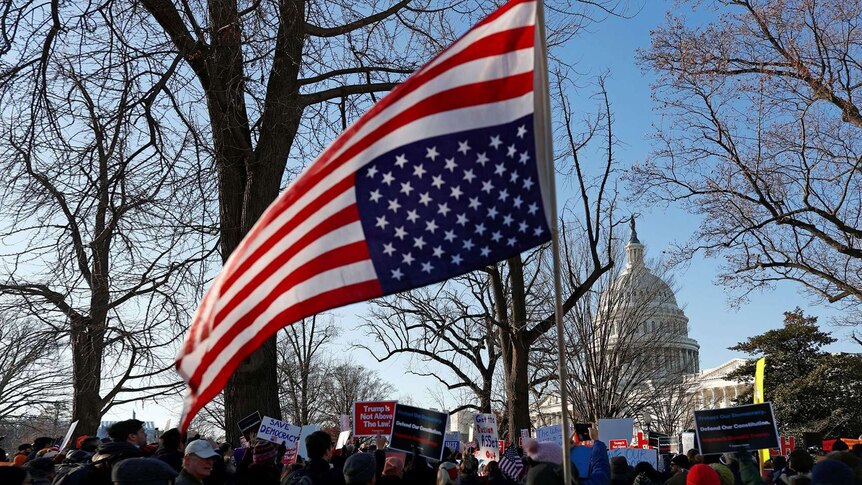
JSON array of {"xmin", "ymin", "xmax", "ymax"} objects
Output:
[{"xmin": 533, "ymin": 1, "xmax": 573, "ymax": 483}]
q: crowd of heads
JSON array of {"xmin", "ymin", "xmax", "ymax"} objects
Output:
[{"xmin": 0, "ymin": 419, "xmax": 860, "ymax": 485}]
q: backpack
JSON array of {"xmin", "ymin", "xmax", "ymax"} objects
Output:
[{"xmin": 282, "ymin": 467, "xmax": 315, "ymax": 485}]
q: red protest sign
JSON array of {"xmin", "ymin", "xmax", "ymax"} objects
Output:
[
  {"xmin": 353, "ymin": 401, "xmax": 397, "ymax": 437},
  {"xmin": 609, "ymin": 439, "xmax": 629, "ymax": 450}
]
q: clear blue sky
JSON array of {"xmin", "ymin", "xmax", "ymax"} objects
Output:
[{"xmin": 109, "ymin": 0, "xmax": 858, "ymax": 427}]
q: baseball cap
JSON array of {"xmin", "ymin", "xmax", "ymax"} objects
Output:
[{"xmin": 184, "ymin": 440, "xmax": 219, "ymax": 459}]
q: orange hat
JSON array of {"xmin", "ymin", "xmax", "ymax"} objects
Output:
[{"xmin": 12, "ymin": 454, "xmax": 26, "ymax": 466}]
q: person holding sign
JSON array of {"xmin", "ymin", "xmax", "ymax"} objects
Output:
[{"xmin": 281, "ymin": 431, "xmax": 345, "ymax": 485}]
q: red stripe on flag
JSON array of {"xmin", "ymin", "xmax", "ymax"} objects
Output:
[
  {"xmin": 187, "ymin": 239, "xmax": 373, "ymax": 389},
  {"xmin": 179, "ymin": 279, "xmax": 383, "ymax": 430}
]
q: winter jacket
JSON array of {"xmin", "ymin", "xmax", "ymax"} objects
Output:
[
  {"xmin": 280, "ymin": 458, "xmax": 345, "ymax": 485},
  {"xmin": 581, "ymin": 440, "xmax": 611, "ymax": 485},
  {"xmin": 153, "ymin": 447, "xmax": 184, "ymax": 473}
]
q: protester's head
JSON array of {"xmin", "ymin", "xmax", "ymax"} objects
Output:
[
  {"xmin": 522, "ymin": 438, "xmax": 563, "ymax": 465},
  {"xmin": 437, "ymin": 461, "xmax": 458, "ymax": 485},
  {"xmin": 78, "ymin": 435, "xmax": 100, "ymax": 452},
  {"xmin": 92, "ymin": 441, "xmax": 143, "ymax": 482},
  {"xmin": 686, "ymin": 464, "xmax": 720, "ymax": 485},
  {"xmin": 611, "ymin": 455, "xmax": 630, "ymax": 479},
  {"xmin": 252, "ymin": 441, "xmax": 277, "ymax": 465},
  {"xmin": 17, "ymin": 443, "xmax": 32, "ymax": 454},
  {"xmin": 458, "ymin": 455, "xmax": 478, "ymax": 476},
  {"xmin": 64, "ymin": 449, "xmax": 93, "ymax": 464},
  {"xmin": 686, "ymin": 449, "xmax": 699, "ymax": 462},
  {"xmin": 343, "ymin": 451, "xmax": 376, "ymax": 484},
  {"xmin": 772, "ymin": 455, "xmax": 787, "ymax": 471},
  {"xmin": 525, "ymin": 462, "xmax": 570, "ymax": 485},
  {"xmin": 633, "ymin": 461, "xmax": 661, "ymax": 482},
  {"xmin": 709, "ymin": 463, "xmax": 734, "ymax": 485},
  {"xmin": 832, "ymin": 439, "xmax": 849, "ymax": 451},
  {"xmin": 789, "ymin": 449, "xmax": 815, "ymax": 474},
  {"xmin": 825, "ymin": 451, "xmax": 862, "ymax": 481},
  {"xmin": 305, "ymin": 431, "xmax": 334, "ymax": 461},
  {"xmin": 182, "ymin": 440, "xmax": 218, "ymax": 480},
  {"xmin": 26, "ymin": 457, "xmax": 56, "ymax": 481},
  {"xmin": 109, "ymin": 420, "xmax": 147, "ymax": 446},
  {"xmin": 811, "ymin": 458, "xmax": 853, "ymax": 485},
  {"xmin": 853, "ymin": 444, "xmax": 862, "ymax": 459},
  {"xmin": 484, "ymin": 460, "xmax": 500, "ymax": 476},
  {"xmin": 159, "ymin": 429, "xmax": 183, "ymax": 453},
  {"xmin": 0, "ymin": 466, "xmax": 27, "ymax": 485},
  {"xmin": 670, "ymin": 454, "xmax": 690, "ymax": 474},
  {"xmin": 383, "ymin": 456, "xmax": 405, "ymax": 478},
  {"xmin": 110, "ymin": 457, "xmax": 178, "ymax": 485}
]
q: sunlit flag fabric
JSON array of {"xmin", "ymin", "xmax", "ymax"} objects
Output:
[{"xmin": 177, "ymin": 0, "xmax": 553, "ymax": 431}]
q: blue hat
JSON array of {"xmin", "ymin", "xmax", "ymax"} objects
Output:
[{"xmin": 811, "ymin": 458, "xmax": 853, "ymax": 485}]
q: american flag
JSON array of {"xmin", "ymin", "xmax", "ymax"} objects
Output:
[
  {"xmin": 500, "ymin": 444, "xmax": 525, "ymax": 480},
  {"xmin": 176, "ymin": 0, "xmax": 552, "ymax": 431}
]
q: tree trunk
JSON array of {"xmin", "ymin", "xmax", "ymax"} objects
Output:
[
  {"xmin": 70, "ymin": 314, "xmax": 104, "ymax": 437},
  {"xmin": 506, "ymin": 255, "xmax": 532, "ymax": 433}
]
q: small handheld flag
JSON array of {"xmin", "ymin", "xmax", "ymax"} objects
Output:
[{"xmin": 176, "ymin": 0, "xmax": 553, "ymax": 431}]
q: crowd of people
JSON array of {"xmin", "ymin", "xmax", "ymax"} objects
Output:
[{"xmin": 0, "ymin": 419, "xmax": 860, "ymax": 485}]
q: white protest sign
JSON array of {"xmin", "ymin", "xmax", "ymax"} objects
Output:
[
  {"xmin": 163, "ymin": 419, "xmax": 171, "ymax": 432},
  {"xmin": 336, "ymin": 430, "xmax": 351, "ymax": 449},
  {"xmin": 297, "ymin": 424, "xmax": 321, "ymax": 460},
  {"xmin": 598, "ymin": 418, "xmax": 634, "ymax": 445},
  {"xmin": 59, "ymin": 421, "xmax": 79, "ymax": 451},
  {"xmin": 473, "ymin": 413, "xmax": 499, "ymax": 462},
  {"xmin": 256, "ymin": 416, "xmax": 302, "ymax": 448},
  {"xmin": 536, "ymin": 424, "xmax": 563, "ymax": 444},
  {"xmin": 340, "ymin": 415, "xmax": 351, "ymax": 432},
  {"xmin": 681, "ymin": 431, "xmax": 696, "ymax": 454}
]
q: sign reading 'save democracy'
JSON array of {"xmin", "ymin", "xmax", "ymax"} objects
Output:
[
  {"xmin": 257, "ymin": 416, "xmax": 302, "ymax": 447},
  {"xmin": 388, "ymin": 404, "xmax": 449, "ymax": 461},
  {"xmin": 353, "ymin": 401, "xmax": 397, "ymax": 437},
  {"xmin": 694, "ymin": 403, "xmax": 779, "ymax": 454}
]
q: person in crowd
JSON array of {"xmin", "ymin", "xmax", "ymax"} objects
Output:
[
  {"xmin": 154, "ymin": 429, "xmax": 185, "ymax": 473},
  {"xmin": 379, "ymin": 456, "xmax": 404, "ymax": 485},
  {"xmin": 111, "ymin": 457, "xmax": 179, "ymax": 485},
  {"xmin": 109, "ymin": 420, "xmax": 148, "ymax": 449},
  {"xmin": 810, "ymin": 458, "xmax": 853, "ymax": 485},
  {"xmin": 281, "ymin": 431, "xmax": 344, "ymax": 485},
  {"xmin": 685, "ymin": 464, "xmax": 720, "ymax": 485},
  {"xmin": 403, "ymin": 449, "xmax": 434, "ymax": 484},
  {"xmin": 13, "ymin": 443, "xmax": 32, "ymax": 466},
  {"xmin": 208, "ymin": 443, "xmax": 234, "ymax": 485},
  {"xmin": 831, "ymin": 439, "xmax": 849, "ymax": 452},
  {"xmin": 665, "ymin": 455, "xmax": 690, "ymax": 485},
  {"xmin": 483, "ymin": 460, "xmax": 513, "ymax": 485},
  {"xmin": 770, "ymin": 456, "xmax": 789, "ymax": 484},
  {"xmin": 54, "ymin": 441, "xmax": 143, "ymax": 485},
  {"xmin": 824, "ymin": 450, "xmax": 862, "ymax": 482},
  {"xmin": 708, "ymin": 464, "xmax": 734, "ymax": 485},
  {"xmin": 78, "ymin": 436, "xmax": 101, "ymax": 454},
  {"xmin": 342, "ymin": 452, "xmax": 376, "ymax": 485},
  {"xmin": 27, "ymin": 437, "xmax": 53, "ymax": 461},
  {"xmin": 177, "ymin": 440, "xmax": 220, "ymax": 485},
  {"xmin": 456, "ymin": 455, "xmax": 481, "ymax": 485},
  {"xmin": 784, "ymin": 449, "xmax": 814, "ymax": 483},
  {"xmin": 240, "ymin": 441, "xmax": 280, "ymax": 485},
  {"xmin": 610, "ymin": 456, "xmax": 633, "ymax": 484},
  {"xmin": 633, "ymin": 461, "xmax": 663, "ymax": 485},
  {"xmin": 26, "ymin": 457, "xmax": 56, "ymax": 484},
  {"xmin": 853, "ymin": 444, "xmax": 862, "ymax": 460},
  {"xmin": 0, "ymin": 466, "xmax": 27, "ymax": 485},
  {"xmin": 436, "ymin": 461, "xmax": 458, "ymax": 485}
]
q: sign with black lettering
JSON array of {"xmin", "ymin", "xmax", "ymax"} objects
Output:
[
  {"xmin": 694, "ymin": 403, "xmax": 780, "ymax": 454},
  {"xmin": 388, "ymin": 404, "xmax": 449, "ymax": 461}
]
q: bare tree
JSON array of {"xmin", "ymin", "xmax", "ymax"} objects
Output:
[
  {"xmin": 278, "ymin": 315, "xmax": 338, "ymax": 425},
  {"xmin": 320, "ymin": 363, "xmax": 394, "ymax": 427},
  {"xmin": 634, "ymin": 0, "xmax": 862, "ymax": 335},
  {"xmin": 0, "ymin": 315, "xmax": 69, "ymax": 427},
  {"xmin": 359, "ymin": 280, "xmax": 502, "ymax": 414}
]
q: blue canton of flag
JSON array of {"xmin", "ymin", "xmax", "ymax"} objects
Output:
[{"xmin": 356, "ymin": 114, "xmax": 550, "ymax": 293}]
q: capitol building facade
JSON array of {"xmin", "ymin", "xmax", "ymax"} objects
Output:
[{"xmin": 531, "ymin": 222, "xmax": 749, "ymax": 435}]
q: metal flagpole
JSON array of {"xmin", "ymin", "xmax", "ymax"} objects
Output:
[{"xmin": 533, "ymin": 1, "xmax": 574, "ymax": 483}]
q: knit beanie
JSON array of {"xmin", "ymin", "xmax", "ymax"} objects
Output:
[
  {"xmin": 811, "ymin": 458, "xmax": 854, "ymax": 485},
  {"xmin": 252, "ymin": 441, "xmax": 277, "ymax": 464},
  {"xmin": 343, "ymin": 452, "xmax": 376, "ymax": 484},
  {"xmin": 709, "ymin": 463, "xmax": 734, "ymax": 485},
  {"xmin": 687, "ymin": 464, "xmax": 720, "ymax": 485},
  {"xmin": 523, "ymin": 438, "xmax": 564, "ymax": 465}
]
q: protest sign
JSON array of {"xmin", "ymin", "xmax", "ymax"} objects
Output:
[
  {"xmin": 444, "ymin": 432, "xmax": 461, "ymax": 452},
  {"xmin": 297, "ymin": 424, "xmax": 321, "ymax": 459},
  {"xmin": 282, "ymin": 447, "xmax": 297, "ymax": 465},
  {"xmin": 598, "ymin": 418, "xmax": 633, "ymax": 445},
  {"xmin": 473, "ymin": 413, "xmax": 499, "ymax": 462},
  {"xmin": 536, "ymin": 424, "xmax": 564, "ymax": 444},
  {"xmin": 340, "ymin": 415, "xmax": 351, "ymax": 432},
  {"xmin": 237, "ymin": 411, "xmax": 262, "ymax": 434},
  {"xmin": 353, "ymin": 400, "xmax": 397, "ymax": 437},
  {"xmin": 59, "ymin": 421, "xmax": 79, "ymax": 451},
  {"xmin": 607, "ymin": 448, "xmax": 658, "ymax": 469},
  {"xmin": 609, "ymin": 439, "xmax": 628, "ymax": 450},
  {"xmin": 388, "ymin": 404, "xmax": 449, "ymax": 461},
  {"xmin": 570, "ymin": 446, "xmax": 591, "ymax": 479},
  {"xmin": 693, "ymin": 402, "xmax": 779, "ymax": 454},
  {"xmin": 257, "ymin": 416, "xmax": 302, "ymax": 448},
  {"xmin": 336, "ymin": 430, "xmax": 351, "ymax": 449},
  {"xmin": 681, "ymin": 431, "xmax": 696, "ymax": 454}
]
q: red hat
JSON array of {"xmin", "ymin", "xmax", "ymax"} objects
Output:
[
  {"xmin": 75, "ymin": 436, "xmax": 91, "ymax": 450},
  {"xmin": 687, "ymin": 464, "xmax": 721, "ymax": 485}
]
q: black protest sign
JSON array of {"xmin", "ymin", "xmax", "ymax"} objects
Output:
[
  {"xmin": 238, "ymin": 411, "xmax": 262, "ymax": 434},
  {"xmin": 694, "ymin": 403, "xmax": 780, "ymax": 454},
  {"xmin": 388, "ymin": 404, "xmax": 449, "ymax": 461}
]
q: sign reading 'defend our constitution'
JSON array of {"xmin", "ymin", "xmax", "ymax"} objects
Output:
[
  {"xmin": 694, "ymin": 403, "xmax": 779, "ymax": 455},
  {"xmin": 388, "ymin": 404, "xmax": 449, "ymax": 461}
]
